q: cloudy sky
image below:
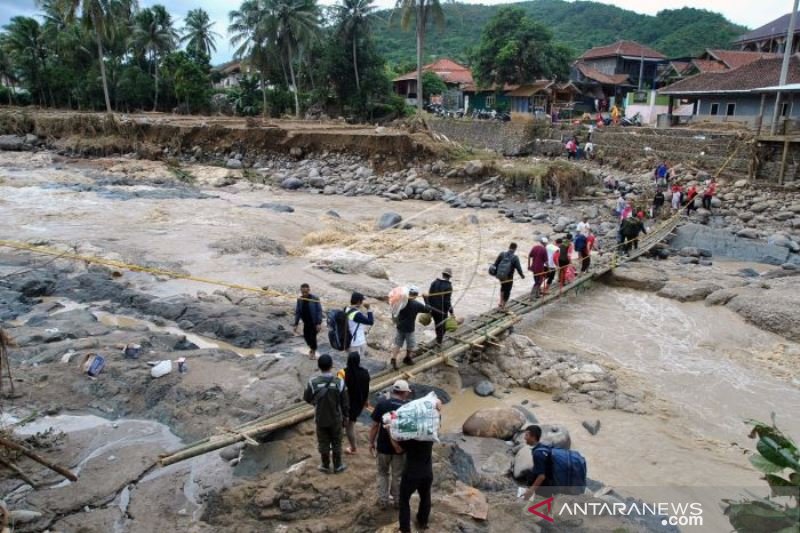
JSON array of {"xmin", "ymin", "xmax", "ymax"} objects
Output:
[{"xmin": 0, "ymin": 0, "xmax": 792, "ymax": 64}]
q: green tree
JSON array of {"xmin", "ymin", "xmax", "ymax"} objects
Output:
[
  {"xmin": 181, "ymin": 8, "xmax": 221, "ymax": 59},
  {"xmin": 0, "ymin": 17, "xmax": 49, "ymax": 105},
  {"xmin": 0, "ymin": 47, "xmax": 16, "ymax": 104},
  {"xmin": 421, "ymin": 70, "xmax": 445, "ymax": 100},
  {"xmin": 131, "ymin": 5, "xmax": 179, "ymax": 111},
  {"xmin": 472, "ymin": 6, "xmax": 572, "ymax": 87},
  {"xmin": 163, "ymin": 51, "xmax": 211, "ymax": 113},
  {"xmin": 392, "ymin": 0, "xmax": 449, "ymax": 112},
  {"xmin": 64, "ymin": 0, "xmax": 116, "ymax": 113},
  {"xmin": 332, "ymin": 0, "xmax": 376, "ymax": 93}
]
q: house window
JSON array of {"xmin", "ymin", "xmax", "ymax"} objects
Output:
[
  {"xmin": 726, "ymin": 103, "xmax": 736, "ymax": 116},
  {"xmin": 781, "ymin": 102, "xmax": 790, "ymax": 117},
  {"xmin": 710, "ymin": 103, "xmax": 719, "ymax": 116},
  {"xmin": 486, "ymin": 95, "xmax": 496, "ymax": 108}
]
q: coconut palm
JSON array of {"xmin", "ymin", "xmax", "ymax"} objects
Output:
[
  {"xmin": 393, "ymin": 0, "xmax": 447, "ymax": 112},
  {"xmin": 332, "ymin": 0, "xmax": 376, "ymax": 93},
  {"xmin": 131, "ymin": 5, "xmax": 178, "ymax": 111},
  {"xmin": 0, "ymin": 46, "xmax": 18, "ymax": 105},
  {"xmin": 63, "ymin": 0, "xmax": 116, "ymax": 113},
  {"xmin": 262, "ymin": 0, "xmax": 321, "ymax": 117},
  {"xmin": 181, "ymin": 8, "xmax": 221, "ymax": 59},
  {"xmin": 1, "ymin": 17, "xmax": 49, "ymax": 105}
]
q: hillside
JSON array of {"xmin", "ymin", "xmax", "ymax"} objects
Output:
[{"xmin": 372, "ymin": 0, "xmax": 748, "ymax": 66}]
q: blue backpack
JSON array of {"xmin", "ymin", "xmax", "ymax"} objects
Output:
[
  {"xmin": 542, "ymin": 446, "xmax": 587, "ymax": 495},
  {"xmin": 574, "ymin": 234, "xmax": 588, "ymax": 253},
  {"xmin": 327, "ymin": 307, "xmax": 353, "ymax": 351}
]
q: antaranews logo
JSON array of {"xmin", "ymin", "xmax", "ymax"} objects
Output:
[{"xmin": 527, "ymin": 497, "xmax": 704, "ymax": 527}]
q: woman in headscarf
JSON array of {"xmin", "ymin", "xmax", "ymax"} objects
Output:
[{"xmin": 341, "ymin": 351, "xmax": 371, "ymax": 454}]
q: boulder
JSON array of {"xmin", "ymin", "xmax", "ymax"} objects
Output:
[
  {"xmin": 512, "ymin": 424, "xmax": 571, "ymax": 479},
  {"xmin": 657, "ymin": 281, "xmax": 722, "ymax": 302},
  {"xmin": 376, "ymin": 212, "xmax": 402, "ymax": 230},
  {"xmin": 0, "ymin": 135, "xmax": 25, "ymax": 151},
  {"xmin": 225, "ymin": 158, "xmax": 243, "ymax": 169},
  {"xmin": 602, "ymin": 264, "xmax": 668, "ymax": 292},
  {"xmin": 420, "ymin": 188, "xmax": 439, "ymax": 201},
  {"xmin": 281, "ymin": 177, "xmax": 304, "ymax": 190},
  {"xmin": 582, "ymin": 420, "xmax": 601, "ymax": 436},
  {"xmin": 462, "ymin": 407, "xmax": 526, "ymax": 440},
  {"xmin": 474, "ymin": 381, "xmax": 495, "ymax": 397},
  {"xmin": 464, "ymin": 160, "xmax": 485, "ymax": 177},
  {"xmin": 671, "ymin": 223, "xmax": 791, "ymax": 265}
]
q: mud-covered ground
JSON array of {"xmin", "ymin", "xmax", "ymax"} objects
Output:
[{"xmin": 1, "ymin": 150, "xmax": 799, "ymax": 532}]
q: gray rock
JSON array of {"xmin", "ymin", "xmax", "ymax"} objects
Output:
[
  {"xmin": 376, "ymin": 212, "xmax": 402, "ymax": 230},
  {"xmin": 289, "ymin": 146, "xmax": 303, "ymax": 158},
  {"xmin": 225, "ymin": 158, "xmax": 243, "ymax": 169},
  {"xmin": 24, "ymin": 133, "xmax": 39, "ymax": 144},
  {"xmin": 672, "ymin": 224, "xmax": 790, "ymax": 265},
  {"xmin": 736, "ymin": 228, "xmax": 760, "ymax": 239},
  {"xmin": 467, "ymin": 197, "xmax": 482, "ymax": 208},
  {"xmin": 474, "ymin": 381, "xmax": 495, "ymax": 397},
  {"xmin": 325, "ymin": 210, "xmax": 341, "ymax": 218},
  {"xmin": 0, "ymin": 134, "xmax": 25, "ymax": 151},
  {"xmin": 259, "ymin": 203, "xmax": 294, "ymax": 213},
  {"xmin": 657, "ymin": 281, "xmax": 722, "ymax": 302},
  {"xmin": 323, "ymin": 185, "xmax": 336, "ymax": 195},
  {"xmin": 281, "ymin": 177, "xmax": 304, "ymax": 190},
  {"xmin": 462, "ymin": 407, "xmax": 526, "ymax": 440},
  {"xmin": 421, "ymin": 188, "xmax": 439, "ymax": 201},
  {"xmin": 582, "ymin": 420, "xmax": 601, "ymax": 436},
  {"xmin": 308, "ymin": 176, "xmax": 326, "ymax": 188}
]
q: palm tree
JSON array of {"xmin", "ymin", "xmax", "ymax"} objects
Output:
[
  {"xmin": 0, "ymin": 47, "xmax": 18, "ymax": 105},
  {"xmin": 332, "ymin": 0, "xmax": 376, "ymax": 93},
  {"xmin": 64, "ymin": 0, "xmax": 115, "ymax": 113},
  {"xmin": 131, "ymin": 5, "xmax": 178, "ymax": 111},
  {"xmin": 229, "ymin": 0, "xmax": 269, "ymax": 115},
  {"xmin": 1, "ymin": 17, "xmax": 49, "ymax": 105},
  {"xmin": 393, "ymin": 0, "xmax": 447, "ymax": 112},
  {"xmin": 263, "ymin": 0, "xmax": 321, "ymax": 117},
  {"xmin": 181, "ymin": 8, "xmax": 221, "ymax": 59}
]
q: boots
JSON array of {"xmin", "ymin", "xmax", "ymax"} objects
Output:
[
  {"xmin": 531, "ymin": 285, "xmax": 540, "ymax": 299},
  {"xmin": 333, "ymin": 452, "xmax": 346, "ymax": 473},
  {"xmin": 402, "ymin": 354, "xmax": 415, "ymax": 366},
  {"xmin": 391, "ymin": 358, "xmax": 399, "ymax": 371},
  {"xmin": 318, "ymin": 453, "xmax": 331, "ymax": 473}
]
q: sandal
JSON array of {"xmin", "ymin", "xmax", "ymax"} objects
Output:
[{"xmin": 345, "ymin": 447, "xmax": 357, "ymax": 455}]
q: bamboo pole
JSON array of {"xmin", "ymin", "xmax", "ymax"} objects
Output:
[
  {"xmin": 0, "ymin": 455, "xmax": 38, "ymax": 488},
  {"xmin": 0, "ymin": 436, "xmax": 77, "ymax": 481}
]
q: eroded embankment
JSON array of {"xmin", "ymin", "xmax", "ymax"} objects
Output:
[{"xmin": 0, "ymin": 109, "xmax": 444, "ymax": 161}]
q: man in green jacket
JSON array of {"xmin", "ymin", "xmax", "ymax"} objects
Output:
[{"xmin": 303, "ymin": 354, "xmax": 350, "ymax": 473}]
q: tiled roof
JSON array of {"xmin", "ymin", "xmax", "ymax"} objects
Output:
[
  {"xmin": 706, "ymin": 49, "xmax": 782, "ymax": 70},
  {"xmin": 659, "ymin": 55, "xmax": 800, "ymax": 95},
  {"xmin": 393, "ymin": 58, "xmax": 473, "ymax": 85},
  {"xmin": 734, "ymin": 13, "xmax": 797, "ymax": 43},
  {"xmin": 691, "ymin": 59, "xmax": 727, "ymax": 73},
  {"xmin": 580, "ymin": 40, "xmax": 666, "ymax": 60},
  {"xmin": 506, "ymin": 80, "xmax": 555, "ymax": 97},
  {"xmin": 574, "ymin": 62, "xmax": 631, "ymax": 86}
]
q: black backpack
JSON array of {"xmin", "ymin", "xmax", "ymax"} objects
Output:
[
  {"xmin": 558, "ymin": 244, "xmax": 571, "ymax": 266},
  {"xmin": 311, "ymin": 375, "xmax": 344, "ymax": 426},
  {"xmin": 574, "ymin": 234, "xmax": 587, "ymax": 253},
  {"xmin": 327, "ymin": 307, "xmax": 355, "ymax": 351},
  {"xmin": 495, "ymin": 251, "xmax": 514, "ymax": 279}
]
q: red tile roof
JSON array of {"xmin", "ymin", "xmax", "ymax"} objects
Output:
[
  {"xmin": 659, "ymin": 55, "xmax": 800, "ymax": 95},
  {"xmin": 580, "ymin": 40, "xmax": 666, "ymax": 60},
  {"xmin": 691, "ymin": 59, "xmax": 727, "ymax": 73},
  {"xmin": 574, "ymin": 62, "xmax": 631, "ymax": 86},
  {"xmin": 705, "ymin": 49, "xmax": 782, "ymax": 70},
  {"xmin": 393, "ymin": 58, "xmax": 473, "ymax": 85}
]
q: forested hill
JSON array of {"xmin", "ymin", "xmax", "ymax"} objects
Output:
[{"xmin": 372, "ymin": 0, "xmax": 748, "ymax": 66}]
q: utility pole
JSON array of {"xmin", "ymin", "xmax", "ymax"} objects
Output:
[{"xmin": 770, "ymin": 0, "xmax": 799, "ymax": 135}]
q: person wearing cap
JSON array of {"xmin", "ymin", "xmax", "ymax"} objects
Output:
[
  {"xmin": 425, "ymin": 268, "xmax": 456, "ymax": 345},
  {"xmin": 369, "ymin": 379, "xmax": 412, "ymax": 509},
  {"xmin": 391, "ymin": 286, "xmax": 432, "ymax": 370},
  {"xmin": 528, "ymin": 237, "xmax": 549, "ymax": 299},
  {"xmin": 303, "ymin": 353, "xmax": 350, "ymax": 474},
  {"xmin": 346, "ymin": 292, "xmax": 374, "ymax": 357}
]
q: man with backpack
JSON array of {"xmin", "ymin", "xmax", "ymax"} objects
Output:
[
  {"xmin": 303, "ymin": 354, "xmax": 350, "ymax": 474},
  {"xmin": 573, "ymin": 232, "xmax": 590, "ymax": 274},
  {"xmin": 369, "ymin": 379, "xmax": 412, "ymax": 509},
  {"xmin": 521, "ymin": 425, "xmax": 587, "ymax": 500},
  {"xmin": 346, "ymin": 292, "xmax": 373, "ymax": 357},
  {"xmin": 493, "ymin": 243, "xmax": 525, "ymax": 309},
  {"xmin": 391, "ymin": 287, "xmax": 432, "ymax": 370},
  {"xmin": 293, "ymin": 283, "xmax": 323, "ymax": 360},
  {"xmin": 425, "ymin": 269, "xmax": 456, "ymax": 345}
]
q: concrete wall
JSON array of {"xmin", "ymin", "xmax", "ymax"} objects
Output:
[{"xmin": 428, "ymin": 118, "xmax": 536, "ymax": 155}]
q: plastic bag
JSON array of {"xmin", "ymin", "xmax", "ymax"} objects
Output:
[
  {"xmin": 150, "ymin": 360, "xmax": 173, "ymax": 378},
  {"xmin": 383, "ymin": 391, "xmax": 441, "ymax": 442},
  {"xmin": 418, "ymin": 313, "xmax": 432, "ymax": 326},
  {"xmin": 388, "ymin": 286, "xmax": 409, "ymax": 319}
]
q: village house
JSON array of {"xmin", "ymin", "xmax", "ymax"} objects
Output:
[
  {"xmin": 570, "ymin": 40, "xmax": 667, "ymax": 109},
  {"xmin": 212, "ymin": 61, "xmax": 248, "ymax": 89},
  {"xmin": 658, "ymin": 49, "xmax": 781, "ymax": 84},
  {"xmin": 392, "ymin": 58, "xmax": 473, "ymax": 108},
  {"xmin": 734, "ymin": 12, "xmax": 800, "ymax": 54},
  {"xmin": 658, "ymin": 54, "xmax": 800, "ymax": 131}
]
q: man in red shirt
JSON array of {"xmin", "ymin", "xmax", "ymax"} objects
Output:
[
  {"xmin": 685, "ymin": 185, "xmax": 698, "ymax": 215},
  {"xmin": 702, "ymin": 178, "xmax": 717, "ymax": 210},
  {"xmin": 528, "ymin": 236, "xmax": 549, "ymax": 299}
]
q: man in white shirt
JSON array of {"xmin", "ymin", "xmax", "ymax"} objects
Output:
[
  {"xmin": 545, "ymin": 240, "xmax": 559, "ymax": 292},
  {"xmin": 576, "ymin": 216, "xmax": 591, "ymax": 236}
]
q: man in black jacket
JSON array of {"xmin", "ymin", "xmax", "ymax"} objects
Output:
[
  {"xmin": 425, "ymin": 268, "xmax": 456, "ymax": 345},
  {"xmin": 293, "ymin": 283, "xmax": 323, "ymax": 360},
  {"xmin": 391, "ymin": 287, "xmax": 432, "ymax": 370},
  {"xmin": 303, "ymin": 354, "xmax": 349, "ymax": 473},
  {"xmin": 494, "ymin": 243, "xmax": 525, "ymax": 309}
]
